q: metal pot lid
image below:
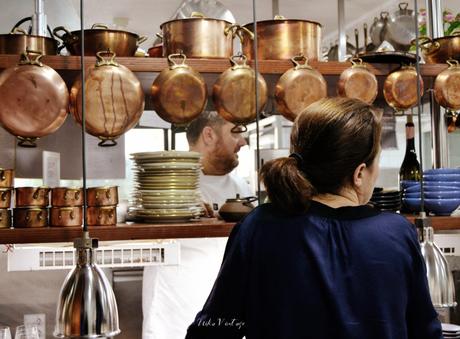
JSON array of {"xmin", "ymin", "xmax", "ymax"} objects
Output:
[
  {"xmin": 385, "ymin": 2, "xmax": 415, "ymax": 48},
  {"xmin": 172, "ymin": 0, "xmax": 236, "ymax": 23},
  {"xmin": 369, "ymin": 11, "xmax": 389, "ymax": 47}
]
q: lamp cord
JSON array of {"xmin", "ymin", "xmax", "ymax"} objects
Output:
[{"xmin": 80, "ymin": 0, "xmax": 88, "ymax": 233}]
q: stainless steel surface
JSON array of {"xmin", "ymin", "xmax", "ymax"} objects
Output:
[
  {"xmin": 385, "ymin": 2, "xmax": 415, "ymax": 51},
  {"xmin": 54, "ymin": 238, "xmax": 120, "ymax": 338},
  {"xmin": 32, "ymin": 0, "xmax": 47, "ymax": 36},
  {"xmin": 369, "ymin": 12, "xmax": 389, "ymax": 47},
  {"xmin": 173, "ymin": 0, "xmax": 236, "ymax": 23},
  {"xmin": 425, "ymin": 0, "xmax": 444, "ymax": 39},
  {"xmin": 271, "ymin": 0, "xmax": 279, "ymax": 17},
  {"xmin": 429, "ymin": 89, "xmax": 449, "ymax": 168},
  {"xmin": 337, "ymin": 0, "xmax": 346, "ymax": 61},
  {"xmin": 420, "ymin": 226, "xmax": 457, "ymax": 308}
]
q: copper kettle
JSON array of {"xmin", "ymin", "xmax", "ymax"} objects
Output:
[{"xmin": 218, "ymin": 194, "xmax": 256, "ymax": 222}]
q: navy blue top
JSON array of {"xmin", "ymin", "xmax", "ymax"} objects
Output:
[{"xmin": 185, "ymin": 201, "xmax": 442, "ymax": 339}]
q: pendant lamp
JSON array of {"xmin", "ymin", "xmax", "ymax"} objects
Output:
[{"xmin": 54, "ymin": 0, "xmax": 120, "ymax": 337}]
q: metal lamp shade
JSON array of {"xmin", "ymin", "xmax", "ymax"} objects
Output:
[
  {"xmin": 420, "ymin": 226, "xmax": 457, "ymax": 308},
  {"xmin": 54, "ymin": 247, "xmax": 120, "ymax": 338}
]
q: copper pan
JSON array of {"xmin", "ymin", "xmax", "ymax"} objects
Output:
[
  {"xmin": 337, "ymin": 58, "xmax": 378, "ymax": 105},
  {"xmin": 434, "ymin": 59, "xmax": 460, "ymax": 112},
  {"xmin": 0, "ymin": 50, "xmax": 68, "ymax": 147},
  {"xmin": 151, "ymin": 53, "xmax": 207, "ymax": 125},
  {"xmin": 50, "ymin": 207, "xmax": 82, "ymax": 227},
  {"xmin": 383, "ymin": 65, "xmax": 424, "ymax": 113},
  {"xmin": 242, "ymin": 16, "xmax": 322, "ymax": 61},
  {"xmin": 0, "ymin": 188, "xmax": 13, "ymax": 209},
  {"xmin": 275, "ymin": 55, "xmax": 327, "ymax": 122},
  {"xmin": 0, "ymin": 209, "xmax": 11, "ymax": 228},
  {"xmin": 87, "ymin": 206, "xmax": 117, "ymax": 226},
  {"xmin": 70, "ymin": 51, "xmax": 144, "ymax": 147},
  {"xmin": 13, "ymin": 207, "xmax": 48, "ymax": 228},
  {"xmin": 86, "ymin": 186, "xmax": 118, "ymax": 207},
  {"xmin": 51, "ymin": 187, "xmax": 83, "ymax": 207},
  {"xmin": 53, "ymin": 24, "xmax": 146, "ymax": 56},
  {"xmin": 15, "ymin": 186, "xmax": 50, "ymax": 208},
  {"xmin": 212, "ymin": 54, "xmax": 268, "ymax": 132},
  {"xmin": 0, "ymin": 169, "xmax": 14, "ymax": 188},
  {"xmin": 416, "ymin": 33, "xmax": 460, "ymax": 64}
]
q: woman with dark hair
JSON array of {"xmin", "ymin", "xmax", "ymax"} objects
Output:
[{"xmin": 185, "ymin": 97, "xmax": 442, "ymax": 339}]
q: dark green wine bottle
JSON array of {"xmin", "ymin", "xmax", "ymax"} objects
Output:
[{"xmin": 399, "ymin": 115, "xmax": 421, "ymax": 183}]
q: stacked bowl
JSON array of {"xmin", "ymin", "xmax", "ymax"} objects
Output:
[
  {"xmin": 370, "ymin": 188, "xmax": 401, "ymax": 212},
  {"xmin": 401, "ymin": 168, "xmax": 460, "ymax": 215}
]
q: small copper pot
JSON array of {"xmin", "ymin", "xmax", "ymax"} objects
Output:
[
  {"xmin": 51, "ymin": 187, "xmax": 83, "ymax": 207},
  {"xmin": 337, "ymin": 58, "xmax": 378, "ymax": 105},
  {"xmin": 86, "ymin": 186, "xmax": 118, "ymax": 207},
  {"xmin": 15, "ymin": 187, "xmax": 50, "ymax": 207},
  {"xmin": 0, "ymin": 188, "xmax": 12, "ymax": 209},
  {"xmin": 87, "ymin": 206, "xmax": 117, "ymax": 226},
  {"xmin": 13, "ymin": 207, "xmax": 48, "ymax": 228},
  {"xmin": 434, "ymin": 59, "xmax": 460, "ymax": 112},
  {"xmin": 383, "ymin": 65, "xmax": 424, "ymax": 112},
  {"xmin": 50, "ymin": 207, "xmax": 82, "ymax": 227},
  {"xmin": 0, "ymin": 209, "xmax": 11, "ymax": 228},
  {"xmin": 0, "ymin": 169, "xmax": 14, "ymax": 188}
]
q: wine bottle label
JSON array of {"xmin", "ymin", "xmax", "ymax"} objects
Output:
[{"xmin": 406, "ymin": 126, "xmax": 414, "ymax": 139}]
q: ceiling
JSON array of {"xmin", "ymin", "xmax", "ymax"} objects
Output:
[{"xmin": 1, "ymin": 0, "xmax": 460, "ymax": 51}]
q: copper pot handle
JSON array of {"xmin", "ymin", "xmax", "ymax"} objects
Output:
[
  {"xmin": 91, "ymin": 23, "xmax": 109, "ymax": 29},
  {"xmin": 95, "ymin": 50, "xmax": 119, "ymax": 67},
  {"xmin": 17, "ymin": 136, "xmax": 38, "ymax": 148},
  {"xmin": 137, "ymin": 36, "xmax": 148, "ymax": 45},
  {"xmin": 19, "ymin": 48, "xmax": 44, "ymax": 66},
  {"xmin": 52, "ymin": 26, "xmax": 74, "ymax": 40},
  {"xmin": 95, "ymin": 189, "xmax": 111, "ymax": 200},
  {"xmin": 167, "ymin": 52, "xmax": 187, "ymax": 68},
  {"xmin": 190, "ymin": 12, "xmax": 205, "ymax": 18},
  {"xmin": 291, "ymin": 55, "xmax": 312, "ymax": 70},
  {"xmin": 10, "ymin": 27, "xmax": 28, "ymax": 35},
  {"xmin": 0, "ymin": 170, "xmax": 4, "ymax": 181},
  {"xmin": 380, "ymin": 11, "xmax": 389, "ymax": 20},
  {"xmin": 446, "ymin": 59, "xmax": 460, "ymax": 68},
  {"xmin": 350, "ymin": 57, "xmax": 365, "ymax": 67},
  {"xmin": 64, "ymin": 189, "xmax": 81, "ymax": 201},
  {"xmin": 230, "ymin": 54, "xmax": 249, "ymax": 69},
  {"xmin": 1, "ymin": 190, "xmax": 9, "ymax": 201},
  {"xmin": 399, "ymin": 2, "xmax": 409, "ymax": 11},
  {"xmin": 225, "ymin": 25, "xmax": 254, "ymax": 43},
  {"xmin": 155, "ymin": 32, "xmax": 163, "ymax": 41},
  {"xmin": 98, "ymin": 137, "xmax": 118, "ymax": 147}
]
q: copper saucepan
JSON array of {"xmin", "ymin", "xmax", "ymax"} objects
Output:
[
  {"xmin": 50, "ymin": 207, "xmax": 82, "ymax": 227},
  {"xmin": 87, "ymin": 206, "xmax": 117, "ymax": 226},
  {"xmin": 0, "ymin": 209, "xmax": 11, "ymax": 228},
  {"xmin": 86, "ymin": 186, "xmax": 118, "ymax": 207},
  {"xmin": 0, "ymin": 188, "xmax": 12, "ymax": 209},
  {"xmin": 0, "ymin": 50, "xmax": 69, "ymax": 147},
  {"xmin": 434, "ymin": 59, "xmax": 460, "ymax": 112},
  {"xmin": 70, "ymin": 51, "xmax": 145, "ymax": 146},
  {"xmin": 13, "ymin": 207, "xmax": 48, "ymax": 228},
  {"xmin": 383, "ymin": 65, "xmax": 424, "ymax": 113},
  {"xmin": 0, "ymin": 17, "xmax": 59, "ymax": 55},
  {"xmin": 337, "ymin": 58, "xmax": 378, "ymax": 105},
  {"xmin": 0, "ymin": 169, "xmax": 14, "ymax": 188},
  {"xmin": 275, "ymin": 55, "xmax": 327, "ymax": 122},
  {"xmin": 51, "ymin": 187, "xmax": 83, "ymax": 207},
  {"xmin": 241, "ymin": 16, "xmax": 322, "ymax": 61},
  {"xmin": 15, "ymin": 187, "xmax": 50, "ymax": 208},
  {"xmin": 213, "ymin": 54, "xmax": 268, "ymax": 132},
  {"xmin": 151, "ymin": 53, "xmax": 207, "ymax": 125},
  {"xmin": 416, "ymin": 33, "xmax": 460, "ymax": 64},
  {"xmin": 53, "ymin": 24, "xmax": 146, "ymax": 56}
]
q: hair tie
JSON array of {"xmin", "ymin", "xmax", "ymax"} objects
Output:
[{"xmin": 289, "ymin": 152, "xmax": 304, "ymax": 168}]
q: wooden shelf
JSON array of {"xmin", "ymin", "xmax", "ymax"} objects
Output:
[
  {"xmin": 0, "ymin": 54, "xmax": 448, "ymax": 76},
  {"xmin": 1, "ymin": 215, "xmax": 460, "ymax": 245},
  {"xmin": 0, "ymin": 218, "xmax": 235, "ymax": 244}
]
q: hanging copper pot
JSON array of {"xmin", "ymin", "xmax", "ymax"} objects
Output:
[
  {"xmin": 50, "ymin": 207, "xmax": 82, "ymax": 227},
  {"xmin": 434, "ymin": 59, "xmax": 460, "ymax": 112},
  {"xmin": 383, "ymin": 65, "xmax": 424, "ymax": 112},
  {"xmin": 213, "ymin": 54, "xmax": 268, "ymax": 131},
  {"xmin": 51, "ymin": 187, "xmax": 83, "ymax": 207},
  {"xmin": 337, "ymin": 58, "xmax": 378, "ymax": 105},
  {"xmin": 87, "ymin": 206, "xmax": 117, "ymax": 226},
  {"xmin": 0, "ymin": 169, "xmax": 14, "ymax": 188},
  {"xmin": 86, "ymin": 186, "xmax": 118, "ymax": 207},
  {"xmin": 416, "ymin": 33, "xmax": 460, "ymax": 64},
  {"xmin": 70, "ymin": 50, "xmax": 145, "ymax": 146},
  {"xmin": 15, "ymin": 186, "xmax": 50, "ymax": 208},
  {"xmin": 0, "ymin": 49, "xmax": 68, "ymax": 147},
  {"xmin": 0, "ymin": 209, "xmax": 11, "ymax": 228},
  {"xmin": 275, "ymin": 55, "xmax": 327, "ymax": 121},
  {"xmin": 151, "ymin": 53, "xmax": 207, "ymax": 125},
  {"xmin": 13, "ymin": 207, "xmax": 48, "ymax": 228},
  {"xmin": 0, "ymin": 188, "xmax": 12, "ymax": 209}
]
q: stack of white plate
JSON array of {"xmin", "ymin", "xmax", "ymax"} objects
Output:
[
  {"xmin": 443, "ymin": 323, "xmax": 460, "ymax": 338},
  {"xmin": 128, "ymin": 151, "xmax": 203, "ymax": 223}
]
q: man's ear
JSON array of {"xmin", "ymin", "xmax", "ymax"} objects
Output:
[
  {"xmin": 202, "ymin": 126, "xmax": 215, "ymax": 146},
  {"xmin": 353, "ymin": 163, "xmax": 367, "ymax": 188}
]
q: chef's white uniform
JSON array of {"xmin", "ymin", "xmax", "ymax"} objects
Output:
[{"xmin": 142, "ymin": 171, "xmax": 252, "ymax": 339}]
